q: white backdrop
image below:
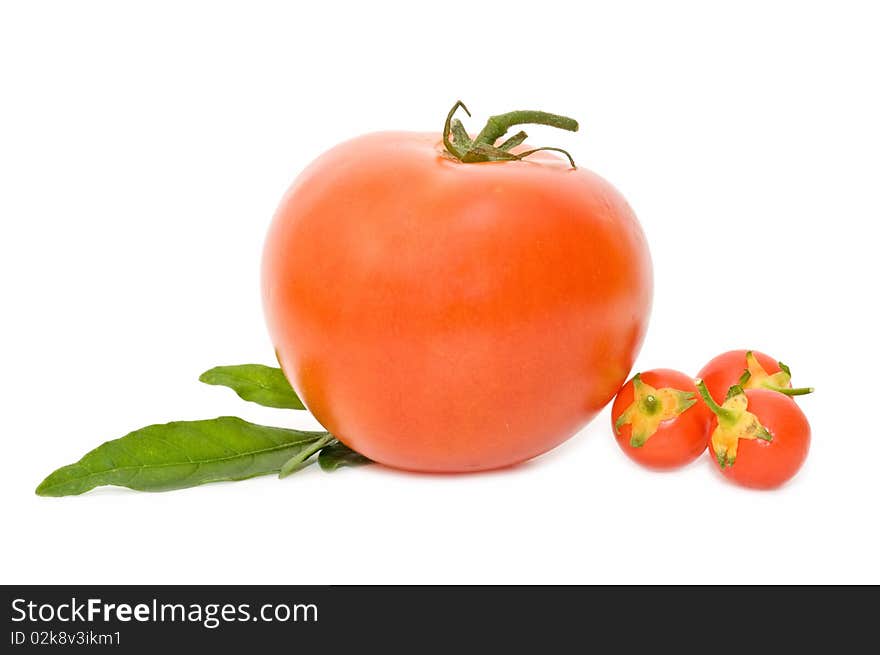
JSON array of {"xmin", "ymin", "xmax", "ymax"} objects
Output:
[{"xmin": 1, "ymin": 0, "xmax": 877, "ymax": 584}]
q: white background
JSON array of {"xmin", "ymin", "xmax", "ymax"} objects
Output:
[{"xmin": 2, "ymin": 1, "xmax": 878, "ymax": 584}]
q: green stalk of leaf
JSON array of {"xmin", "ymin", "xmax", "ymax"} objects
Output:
[
  {"xmin": 35, "ymin": 364, "xmax": 370, "ymax": 497},
  {"xmin": 279, "ymin": 433, "xmax": 335, "ymax": 478}
]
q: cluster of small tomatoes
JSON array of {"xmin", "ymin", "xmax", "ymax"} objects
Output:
[{"xmin": 610, "ymin": 350, "xmax": 813, "ymax": 489}]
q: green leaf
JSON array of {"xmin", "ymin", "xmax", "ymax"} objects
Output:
[
  {"xmin": 199, "ymin": 364, "xmax": 305, "ymax": 409},
  {"xmin": 35, "ymin": 417, "xmax": 330, "ymax": 496},
  {"xmin": 318, "ymin": 441, "xmax": 372, "ymax": 472}
]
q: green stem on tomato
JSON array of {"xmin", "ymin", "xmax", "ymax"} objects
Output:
[
  {"xmin": 497, "ymin": 130, "xmax": 528, "ymax": 150},
  {"xmin": 515, "ymin": 147, "xmax": 576, "ymax": 169},
  {"xmin": 443, "ymin": 100, "xmax": 472, "ymax": 159},
  {"xmin": 695, "ymin": 379, "xmax": 737, "ymax": 425},
  {"xmin": 472, "ymin": 110, "xmax": 579, "ymax": 146},
  {"xmin": 442, "ymin": 101, "xmax": 580, "ymax": 168},
  {"xmin": 768, "ymin": 385, "xmax": 815, "ymax": 396}
]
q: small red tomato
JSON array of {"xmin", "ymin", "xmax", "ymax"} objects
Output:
[
  {"xmin": 696, "ymin": 381, "xmax": 810, "ymax": 489},
  {"xmin": 610, "ymin": 369, "xmax": 711, "ymax": 470},
  {"xmin": 697, "ymin": 349, "xmax": 813, "ymax": 403}
]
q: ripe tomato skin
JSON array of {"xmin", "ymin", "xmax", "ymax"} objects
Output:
[
  {"xmin": 710, "ymin": 389, "xmax": 810, "ymax": 489},
  {"xmin": 610, "ymin": 369, "xmax": 711, "ymax": 470},
  {"xmin": 697, "ymin": 350, "xmax": 781, "ymax": 402},
  {"xmin": 263, "ymin": 132, "xmax": 653, "ymax": 472}
]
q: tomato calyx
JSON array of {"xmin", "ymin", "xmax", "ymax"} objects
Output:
[
  {"xmin": 696, "ymin": 380, "xmax": 772, "ymax": 469},
  {"xmin": 614, "ymin": 374, "xmax": 697, "ymax": 448},
  {"xmin": 442, "ymin": 100, "xmax": 580, "ymax": 168},
  {"xmin": 737, "ymin": 351, "xmax": 814, "ymax": 397}
]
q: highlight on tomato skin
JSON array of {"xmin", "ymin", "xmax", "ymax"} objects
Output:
[
  {"xmin": 697, "ymin": 349, "xmax": 814, "ymax": 403},
  {"xmin": 697, "ymin": 383, "xmax": 811, "ymax": 490},
  {"xmin": 610, "ymin": 369, "xmax": 711, "ymax": 470}
]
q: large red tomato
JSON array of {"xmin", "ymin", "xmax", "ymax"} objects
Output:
[{"xmin": 262, "ymin": 106, "xmax": 652, "ymax": 472}]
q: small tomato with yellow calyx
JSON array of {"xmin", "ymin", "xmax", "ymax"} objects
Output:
[
  {"xmin": 697, "ymin": 350, "xmax": 813, "ymax": 403},
  {"xmin": 610, "ymin": 369, "xmax": 711, "ymax": 470},
  {"xmin": 696, "ymin": 380, "xmax": 811, "ymax": 490}
]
